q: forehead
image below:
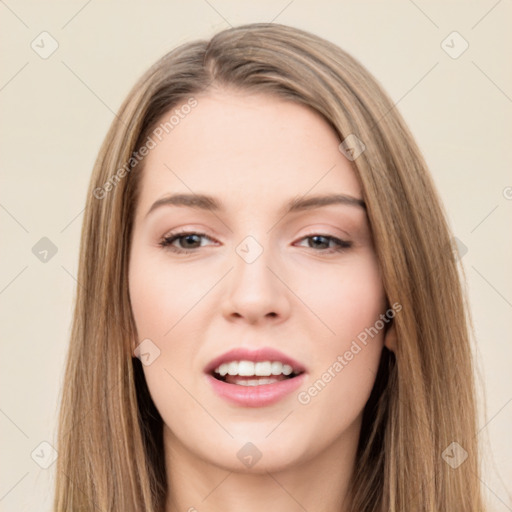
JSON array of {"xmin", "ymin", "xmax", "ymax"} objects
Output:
[{"xmin": 135, "ymin": 90, "xmax": 362, "ymax": 216}]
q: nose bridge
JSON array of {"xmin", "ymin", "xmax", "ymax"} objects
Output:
[
  {"xmin": 222, "ymin": 231, "xmax": 290, "ymax": 322},
  {"xmin": 233, "ymin": 232, "xmax": 276, "ymax": 293}
]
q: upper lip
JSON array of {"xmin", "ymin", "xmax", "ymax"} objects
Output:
[{"xmin": 204, "ymin": 347, "xmax": 306, "ymax": 375}]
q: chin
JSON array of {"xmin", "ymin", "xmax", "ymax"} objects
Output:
[{"xmin": 210, "ymin": 440, "xmax": 312, "ymax": 474}]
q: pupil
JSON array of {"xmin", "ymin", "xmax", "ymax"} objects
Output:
[
  {"xmin": 311, "ymin": 235, "xmax": 328, "ymax": 249},
  {"xmin": 183, "ymin": 234, "xmax": 200, "ymax": 248}
]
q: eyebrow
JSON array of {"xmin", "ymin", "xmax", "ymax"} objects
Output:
[{"xmin": 145, "ymin": 192, "xmax": 366, "ymax": 219}]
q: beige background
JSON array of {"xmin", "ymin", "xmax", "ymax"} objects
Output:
[{"xmin": 1, "ymin": 1, "xmax": 511, "ymax": 510}]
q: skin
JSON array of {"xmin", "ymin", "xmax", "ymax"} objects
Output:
[{"xmin": 128, "ymin": 88, "xmax": 396, "ymax": 512}]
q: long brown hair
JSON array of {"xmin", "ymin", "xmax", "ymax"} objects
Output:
[{"xmin": 53, "ymin": 22, "xmax": 486, "ymax": 511}]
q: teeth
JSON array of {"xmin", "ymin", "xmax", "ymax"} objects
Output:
[
  {"xmin": 236, "ymin": 378, "xmax": 279, "ymax": 386},
  {"xmin": 214, "ymin": 360, "xmax": 295, "ymax": 377},
  {"xmin": 238, "ymin": 360, "xmax": 254, "ymax": 376},
  {"xmin": 255, "ymin": 361, "xmax": 272, "ymax": 376},
  {"xmin": 282, "ymin": 365, "xmax": 293, "ymax": 376}
]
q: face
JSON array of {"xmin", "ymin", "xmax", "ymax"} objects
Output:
[{"xmin": 128, "ymin": 89, "xmax": 394, "ymax": 473}]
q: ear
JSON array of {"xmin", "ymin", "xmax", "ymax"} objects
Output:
[
  {"xmin": 131, "ymin": 337, "xmax": 139, "ymax": 358},
  {"xmin": 383, "ymin": 321, "xmax": 397, "ymax": 353}
]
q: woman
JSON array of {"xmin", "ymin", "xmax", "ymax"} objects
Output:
[{"xmin": 53, "ymin": 22, "xmax": 486, "ymax": 511}]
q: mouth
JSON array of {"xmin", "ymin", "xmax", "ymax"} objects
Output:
[
  {"xmin": 204, "ymin": 347, "xmax": 307, "ymax": 407},
  {"xmin": 210, "ymin": 360, "xmax": 304, "ymax": 386}
]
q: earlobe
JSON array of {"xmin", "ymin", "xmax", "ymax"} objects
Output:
[
  {"xmin": 384, "ymin": 322, "xmax": 397, "ymax": 353},
  {"xmin": 131, "ymin": 338, "xmax": 139, "ymax": 358}
]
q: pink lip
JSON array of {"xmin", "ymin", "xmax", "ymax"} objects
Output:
[
  {"xmin": 206, "ymin": 373, "xmax": 307, "ymax": 407},
  {"xmin": 204, "ymin": 347, "xmax": 307, "ymax": 408},
  {"xmin": 204, "ymin": 347, "xmax": 306, "ymax": 375}
]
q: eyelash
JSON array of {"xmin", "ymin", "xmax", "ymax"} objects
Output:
[{"xmin": 158, "ymin": 230, "xmax": 352, "ymax": 255}]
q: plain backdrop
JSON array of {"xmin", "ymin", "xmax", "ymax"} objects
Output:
[{"xmin": 1, "ymin": 1, "xmax": 511, "ymax": 511}]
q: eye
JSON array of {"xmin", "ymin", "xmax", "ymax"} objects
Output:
[
  {"xmin": 159, "ymin": 231, "xmax": 352, "ymax": 256},
  {"xmin": 295, "ymin": 234, "xmax": 352, "ymax": 254},
  {"xmin": 159, "ymin": 231, "xmax": 217, "ymax": 254}
]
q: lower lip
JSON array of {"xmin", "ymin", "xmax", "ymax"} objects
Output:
[{"xmin": 206, "ymin": 373, "xmax": 306, "ymax": 407}]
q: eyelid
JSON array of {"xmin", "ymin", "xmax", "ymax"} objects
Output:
[
  {"xmin": 159, "ymin": 227, "xmax": 350, "ymax": 244},
  {"xmin": 159, "ymin": 228, "xmax": 353, "ymax": 256},
  {"xmin": 161, "ymin": 226, "xmax": 217, "ymax": 240},
  {"xmin": 297, "ymin": 223, "xmax": 352, "ymax": 240},
  {"xmin": 161, "ymin": 223, "xmax": 351, "ymax": 240}
]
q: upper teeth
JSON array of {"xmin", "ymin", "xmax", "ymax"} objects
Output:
[{"xmin": 214, "ymin": 360, "xmax": 294, "ymax": 377}]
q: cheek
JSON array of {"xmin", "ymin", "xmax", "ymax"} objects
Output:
[
  {"xmin": 128, "ymin": 255, "xmax": 202, "ymax": 426},
  {"xmin": 128, "ymin": 248, "xmax": 207, "ymax": 340},
  {"xmin": 297, "ymin": 252, "xmax": 386, "ymax": 343},
  {"xmin": 295, "ymin": 254, "xmax": 386, "ymax": 415},
  {"xmin": 128, "ymin": 246, "xmax": 211, "ymax": 395}
]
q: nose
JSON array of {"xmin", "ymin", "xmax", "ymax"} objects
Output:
[{"xmin": 221, "ymin": 239, "xmax": 291, "ymax": 326}]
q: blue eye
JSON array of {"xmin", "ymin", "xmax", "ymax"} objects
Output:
[{"xmin": 159, "ymin": 231, "xmax": 352, "ymax": 255}]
